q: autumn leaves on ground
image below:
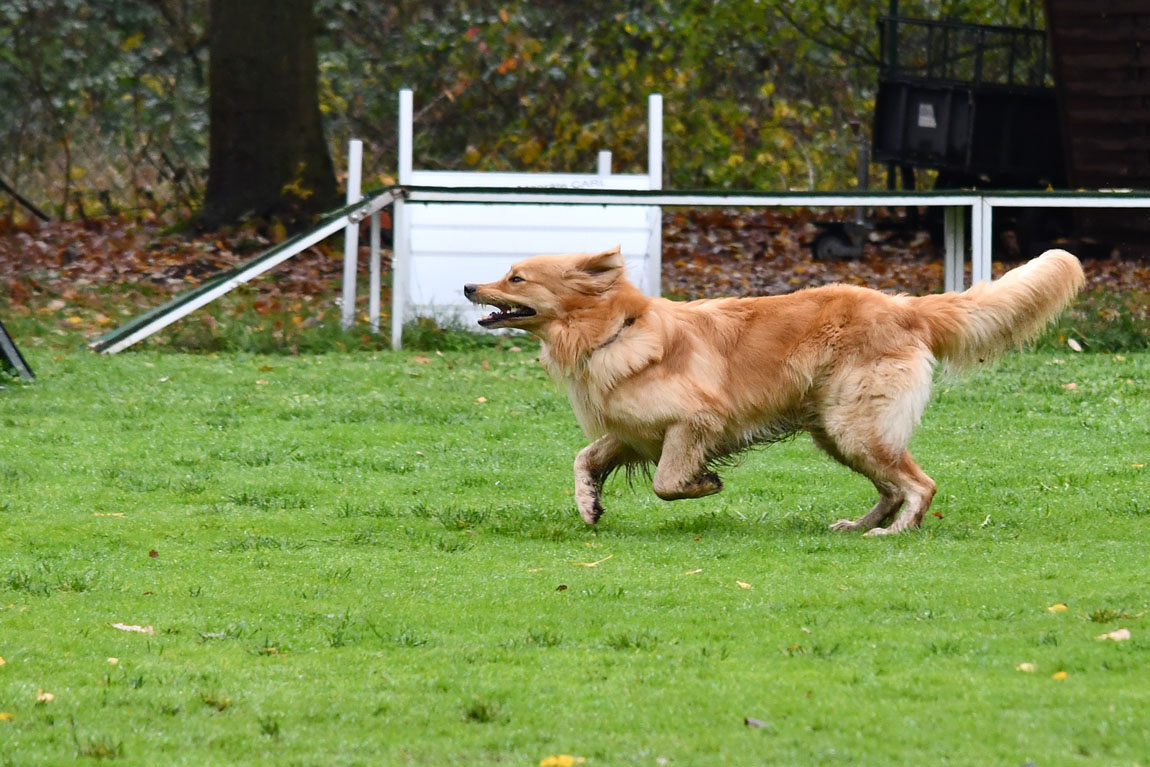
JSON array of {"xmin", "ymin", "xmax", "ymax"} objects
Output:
[{"xmin": 2, "ymin": 210, "xmax": 1148, "ymax": 353}]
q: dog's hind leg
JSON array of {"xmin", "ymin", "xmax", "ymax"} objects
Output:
[
  {"xmin": 814, "ymin": 430, "xmax": 904, "ymax": 532},
  {"xmin": 862, "ymin": 452, "xmax": 937, "ymax": 537},
  {"xmin": 651, "ymin": 422, "xmax": 723, "ymax": 501},
  {"xmin": 816, "ymin": 349, "xmax": 937, "ymax": 535},
  {"xmin": 574, "ymin": 434, "xmax": 632, "ymax": 524}
]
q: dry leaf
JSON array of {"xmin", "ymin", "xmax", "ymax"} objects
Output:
[
  {"xmin": 475, "ymin": 396, "xmax": 487, "ymax": 404},
  {"xmin": 1048, "ymin": 603, "xmax": 1068, "ymax": 613},
  {"xmin": 94, "ymin": 512, "xmax": 124, "ymax": 517},
  {"xmin": 527, "ymin": 567, "xmax": 544, "ymax": 573},
  {"xmin": 1051, "ymin": 671, "xmax": 1068, "ymax": 681},
  {"xmin": 509, "ymin": 346, "xmax": 522, "ymax": 352},
  {"xmin": 572, "ymin": 554, "xmax": 613, "ymax": 567},
  {"xmin": 110, "ymin": 623, "xmax": 155, "ymax": 635},
  {"xmin": 410, "ymin": 355, "xmax": 431, "ymax": 364},
  {"xmin": 684, "ymin": 568, "xmax": 703, "ymax": 575},
  {"xmin": 259, "ymin": 364, "xmax": 274, "ymax": 371},
  {"xmin": 255, "ymin": 378, "xmax": 269, "ymax": 385},
  {"xmin": 36, "ymin": 690, "xmax": 54, "ymax": 703},
  {"xmin": 1067, "ymin": 338, "xmax": 1083, "ymax": 352},
  {"xmin": 107, "ymin": 657, "xmax": 119, "ymax": 665},
  {"xmin": 539, "ymin": 756, "xmax": 585, "ymax": 767},
  {"xmin": 0, "ymin": 656, "xmax": 5, "ymax": 667},
  {"xmin": 736, "ymin": 580, "xmax": 752, "ymax": 590},
  {"xmin": 1062, "ymin": 382, "xmax": 1077, "ymax": 390},
  {"xmin": 1016, "ymin": 662, "xmax": 1037, "ymax": 673},
  {"xmin": 0, "ymin": 712, "xmax": 12, "ymax": 721},
  {"xmin": 481, "ymin": 359, "xmax": 491, "ymax": 370},
  {"xmin": 1095, "ymin": 628, "xmax": 1131, "ymax": 642}
]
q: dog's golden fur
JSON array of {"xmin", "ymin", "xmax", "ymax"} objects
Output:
[{"xmin": 465, "ymin": 247, "xmax": 1084, "ymax": 535}]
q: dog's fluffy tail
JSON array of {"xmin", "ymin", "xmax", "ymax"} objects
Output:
[{"xmin": 915, "ymin": 248, "xmax": 1085, "ymax": 370}]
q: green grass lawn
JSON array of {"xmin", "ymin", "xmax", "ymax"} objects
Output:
[{"xmin": 1, "ymin": 346, "xmax": 1147, "ymax": 766}]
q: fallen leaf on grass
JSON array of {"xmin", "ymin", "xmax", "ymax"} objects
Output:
[
  {"xmin": 107, "ymin": 657, "xmax": 119, "ymax": 665},
  {"xmin": 1051, "ymin": 671, "xmax": 1068, "ymax": 681},
  {"xmin": 148, "ymin": 549, "xmax": 158, "ymax": 558},
  {"xmin": 410, "ymin": 355, "xmax": 431, "ymax": 364},
  {"xmin": 475, "ymin": 396, "xmax": 487, "ymax": 404},
  {"xmin": 1016, "ymin": 662, "xmax": 1037, "ymax": 673},
  {"xmin": 527, "ymin": 567, "xmax": 544, "ymax": 573},
  {"xmin": 258, "ymin": 365, "xmax": 274, "ymax": 371},
  {"xmin": 0, "ymin": 712, "xmax": 12, "ymax": 721},
  {"xmin": 255, "ymin": 379, "xmax": 269, "ymax": 385},
  {"xmin": 744, "ymin": 716, "xmax": 768, "ymax": 728},
  {"xmin": 1062, "ymin": 382, "xmax": 1077, "ymax": 390},
  {"xmin": 571, "ymin": 554, "xmax": 613, "ymax": 567},
  {"xmin": 1095, "ymin": 628, "xmax": 1131, "ymax": 642},
  {"xmin": 736, "ymin": 580, "xmax": 752, "ymax": 590},
  {"xmin": 1048, "ymin": 603, "xmax": 1068, "ymax": 613},
  {"xmin": 93, "ymin": 512, "xmax": 124, "ymax": 517},
  {"xmin": 110, "ymin": 623, "xmax": 154, "ymax": 635},
  {"xmin": 0, "ymin": 656, "xmax": 5, "ymax": 666},
  {"xmin": 684, "ymin": 569, "xmax": 703, "ymax": 575},
  {"xmin": 1067, "ymin": 338, "xmax": 1083, "ymax": 352},
  {"xmin": 36, "ymin": 690, "xmax": 54, "ymax": 703},
  {"xmin": 539, "ymin": 756, "xmax": 585, "ymax": 767}
]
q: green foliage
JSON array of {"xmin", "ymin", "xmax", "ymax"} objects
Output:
[{"xmin": 2, "ymin": 0, "xmax": 1047, "ymax": 220}]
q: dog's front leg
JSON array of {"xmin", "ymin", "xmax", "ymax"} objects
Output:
[
  {"xmin": 652, "ymin": 423, "xmax": 723, "ymax": 501},
  {"xmin": 573, "ymin": 434, "xmax": 629, "ymax": 524}
]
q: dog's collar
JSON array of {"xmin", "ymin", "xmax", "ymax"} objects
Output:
[{"xmin": 594, "ymin": 317, "xmax": 636, "ymax": 352}]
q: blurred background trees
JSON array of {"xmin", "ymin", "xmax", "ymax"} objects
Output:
[{"xmin": 0, "ymin": 0, "xmax": 1044, "ymax": 227}]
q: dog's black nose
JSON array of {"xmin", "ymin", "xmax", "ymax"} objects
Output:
[{"xmin": 463, "ymin": 283, "xmax": 477, "ymax": 298}]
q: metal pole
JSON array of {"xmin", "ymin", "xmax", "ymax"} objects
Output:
[
  {"xmin": 645, "ymin": 93, "xmax": 664, "ymax": 297},
  {"xmin": 369, "ymin": 210, "xmax": 381, "ymax": 333},
  {"xmin": 340, "ymin": 139, "xmax": 363, "ymax": 330}
]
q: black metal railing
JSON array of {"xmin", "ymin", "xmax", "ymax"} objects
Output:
[{"xmin": 879, "ymin": 16, "xmax": 1053, "ymax": 89}]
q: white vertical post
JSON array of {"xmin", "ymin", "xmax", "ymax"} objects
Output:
[
  {"xmin": 943, "ymin": 205, "xmax": 965, "ymax": 292},
  {"xmin": 645, "ymin": 93, "xmax": 664, "ymax": 297},
  {"xmin": 972, "ymin": 197, "xmax": 993, "ymax": 284},
  {"xmin": 369, "ymin": 210, "xmax": 381, "ymax": 333},
  {"xmin": 597, "ymin": 150, "xmax": 612, "ymax": 177},
  {"xmin": 340, "ymin": 139, "xmax": 363, "ymax": 330},
  {"xmin": 391, "ymin": 89, "xmax": 414, "ymax": 350}
]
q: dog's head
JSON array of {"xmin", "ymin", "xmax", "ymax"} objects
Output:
[{"xmin": 464, "ymin": 246, "xmax": 626, "ymax": 332}]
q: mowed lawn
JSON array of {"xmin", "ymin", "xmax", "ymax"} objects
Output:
[{"xmin": 0, "ymin": 346, "xmax": 1147, "ymax": 766}]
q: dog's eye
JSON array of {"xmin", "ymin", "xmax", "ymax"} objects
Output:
[{"xmin": 509, "ymin": 275, "xmax": 524, "ymax": 283}]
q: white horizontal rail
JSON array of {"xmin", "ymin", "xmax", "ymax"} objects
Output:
[{"xmin": 402, "ymin": 188, "xmax": 985, "ymax": 208}]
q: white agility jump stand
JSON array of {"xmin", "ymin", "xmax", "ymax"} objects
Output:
[{"xmin": 383, "ymin": 88, "xmax": 664, "ymax": 349}]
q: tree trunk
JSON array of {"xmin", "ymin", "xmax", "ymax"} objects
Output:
[{"xmin": 202, "ymin": 0, "xmax": 338, "ymax": 228}]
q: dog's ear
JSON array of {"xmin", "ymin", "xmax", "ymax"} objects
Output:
[{"xmin": 566, "ymin": 247, "xmax": 623, "ymax": 294}]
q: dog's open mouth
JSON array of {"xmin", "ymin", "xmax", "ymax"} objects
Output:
[{"xmin": 477, "ymin": 300, "xmax": 537, "ymax": 327}]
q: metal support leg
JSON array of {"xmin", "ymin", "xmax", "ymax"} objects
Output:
[
  {"xmin": 943, "ymin": 205, "xmax": 966, "ymax": 292},
  {"xmin": 971, "ymin": 198, "xmax": 993, "ymax": 284},
  {"xmin": 340, "ymin": 139, "xmax": 363, "ymax": 330},
  {"xmin": 369, "ymin": 210, "xmax": 381, "ymax": 333}
]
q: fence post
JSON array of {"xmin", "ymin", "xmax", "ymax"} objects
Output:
[
  {"xmin": 340, "ymin": 139, "xmax": 363, "ymax": 330},
  {"xmin": 391, "ymin": 88, "xmax": 414, "ymax": 350},
  {"xmin": 645, "ymin": 93, "xmax": 664, "ymax": 297}
]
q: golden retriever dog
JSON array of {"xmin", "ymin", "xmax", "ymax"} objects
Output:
[{"xmin": 464, "ymin": 246, "xmax": 1084, "ymax": 535}]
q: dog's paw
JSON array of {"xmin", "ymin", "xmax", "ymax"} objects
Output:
[
  {"xmin": 579, "ymin": 497, "xmax": 604, "ymax": 525},
  {"xmin": 829, "ymin": 519, "xmax": 864, "ymax": 532},
  {"xmin": 862, "ymin": 526, "xmax": 895, "ymax": 537}
]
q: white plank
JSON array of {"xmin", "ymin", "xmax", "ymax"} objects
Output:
[{"xmin": 408, "ymin": 203, "xmax": 649, "ymax": 229}]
